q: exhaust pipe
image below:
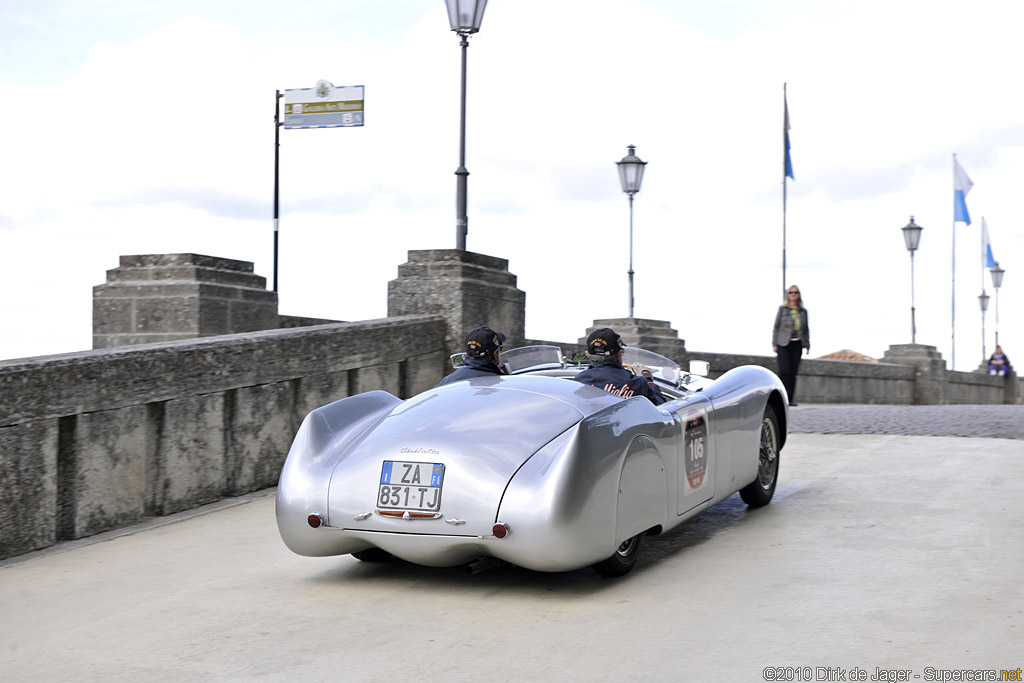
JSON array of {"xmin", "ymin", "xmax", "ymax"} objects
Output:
[{"xmin": 464, "ymin": 556, "xmax": 505, "ymax": 575}]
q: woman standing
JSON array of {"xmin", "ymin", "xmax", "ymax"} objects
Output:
[{"xmin": 772, "ymin": 286, "xmax": 810, "ymax": 406}]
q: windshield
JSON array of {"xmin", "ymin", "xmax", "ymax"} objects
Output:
[
  {"xmin": 498, "ymin": 344, "xmax": 681, "ymax": 384},
  {"xmin": 620, "ymin": 347, "xmax": 680, "ymax": 385},
  {"xmin": 499, "ymin": 345, "xmax": 564, "ymax": 373},
  {"xmin": 460, "ymin": 343, "xmax": 684, "ymax": 387}
]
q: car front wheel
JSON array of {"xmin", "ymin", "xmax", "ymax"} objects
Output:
[
  {"xmin": 591, "ymin": 533, "xmax": 643, "ymax": 577},
  {"xmin": 739, "ymin": 404, "xmax": 780, "ymax": 507}
]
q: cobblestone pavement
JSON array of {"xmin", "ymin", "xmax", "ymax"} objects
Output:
[{"xmin": 789, "ymin": 403, "xmax": 1024, "ymax": 440}]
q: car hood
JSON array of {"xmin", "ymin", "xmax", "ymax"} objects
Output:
[{"xmin": 327, "ymin": 375, "xmax": 621, "ymax": 536}]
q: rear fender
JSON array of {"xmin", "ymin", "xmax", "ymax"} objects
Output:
[{"xmin": 276, "ymin": 391, "xmax": 401, "ymax": 556}]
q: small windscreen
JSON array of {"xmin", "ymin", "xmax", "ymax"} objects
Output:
[
  {"xmin": 499, "ymin": 345, "xmax": 564, "ymax": 373},
  {"xmin": 621, "ymin": 347, "xmax": 679, "ymax": 385}
]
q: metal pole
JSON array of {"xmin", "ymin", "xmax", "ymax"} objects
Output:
[
  {"xmin": 455, "ymin": 36, "xmax": 469, "ymax": 251},
  {"xmin": 782, "ymin": 161, "xmax": 787, "ymax": 297},
  {"xmin": 782, "ymin": 82, "xmax": 789, "ymax": 298},
  {"xmin": 981, "ymin": 299, "xmax": 987, "ymax": 365},
  {"xmin": 951, "ymin": 156, "xmax": 957, "ymax": 370},
  {"xmin": 628, "ymin": 192, "xmax": 635, "ymax": 318},
  {"xmin": 995, "ymin": 288, "xmax": 1000, "ymax": 348},
  {"xmin": 980, "ymin": 222, "xmax": 985, "ymax": 365},
  {"xmin": 273, "ymin": 90, "xmax": 281, "ymax": 293},
  {"xmin": 910, "ymin": 250, "xmax": 917, "ymax": 343}
]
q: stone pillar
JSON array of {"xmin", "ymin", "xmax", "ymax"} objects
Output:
[
  {"xmin": 882, "ymin": 343, "xmax": 948, "ymax": 405},
  {"xmin": 387, "ymin": 250, "xmax": 526, "ymax": 355},
  {"xmin": 579, "ymin": 317, "xmax": 686, "ymax": 362},
  {"xmin": 93, "ymin": 254, "xmax": 279, "ymax": 349}
]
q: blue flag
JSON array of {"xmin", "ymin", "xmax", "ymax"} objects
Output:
[
  {"xmin": 953, "ymin": 157, "xmax": 973, "ymax": 225},
  {"xmin": 784, "ymin": 94, "xmax": 794, "ymax": 180}
]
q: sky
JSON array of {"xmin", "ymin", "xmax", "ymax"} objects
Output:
[{"xmin": 1, "ymin": 0, "xmax": 1022, "ymax": 372}]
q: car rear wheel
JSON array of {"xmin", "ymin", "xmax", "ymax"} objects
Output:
[
  {"xmin": 352, "ymin": 548, "xmax": 392, "ymax": 562},
  {"xmin": 591, "ymin": 533, "xmax": 643, "ymax": 577},
  {"xmin": 740, "ymin": 404, "xmax": 780, "ymax": 507}
]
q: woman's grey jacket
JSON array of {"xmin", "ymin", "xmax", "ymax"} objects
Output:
[{"xmin": 772, "ymin": 305, "xmax": 810, "ymax": 349}]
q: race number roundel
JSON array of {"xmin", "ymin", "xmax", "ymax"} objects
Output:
[{"xmin": 684, "ymin": 409, "xmax": 708, "ymax": 489}]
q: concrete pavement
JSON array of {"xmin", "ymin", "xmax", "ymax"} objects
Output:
[{"xmin": 2, "ymin": 429, "xmax": 1022, "ymax": 682}]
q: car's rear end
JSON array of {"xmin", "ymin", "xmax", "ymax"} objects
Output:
[{"xmin": 276, "ymin": 376, "xmax": 623, "ymax": 568}]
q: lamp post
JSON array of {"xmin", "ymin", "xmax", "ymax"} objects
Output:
[
  {"xmin": 990, "ymin": 263, "xmax": 1005, "ymax": 348},
  {"xmin": 445, "ymin": 0, "xmax": 488, "ymax": 251},
  {"xmin": 901, "ymin": 216, "xmax": 923, "ymax": 343},
  {"xmin": 617, "ymin": 145, "xmax": 647, "ymax": 318},
  {"xmin": 979, "ymin": 291, "xmax": 990, "ymax": 363}
]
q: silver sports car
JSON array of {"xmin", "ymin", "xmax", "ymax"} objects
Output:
[{"xmin": 276, "ymin": 345, "xmax": 787, "ymax": 577}]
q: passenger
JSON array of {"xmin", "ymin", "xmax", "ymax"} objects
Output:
[
  {"xmin": 573, "ymin": 328, "xmax": 666, "ymax": 405},
  {"xmin": 435, "ymin": 326, "xmax": 508, "ymax": 387}
]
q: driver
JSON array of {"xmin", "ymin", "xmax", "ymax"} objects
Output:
[
  {"xmin": 572, "ymin": 328, "xmax": 666, "ymax": 405},
  {"xmin": 435, "ymin": 326, "xmax": 508, "ymax": 386}
]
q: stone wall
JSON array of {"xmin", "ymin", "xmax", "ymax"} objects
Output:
[{"xmin": 0, "ymin": 316, "xmax": 446, "ymax": 560}]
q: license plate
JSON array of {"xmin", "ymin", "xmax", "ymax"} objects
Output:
[{"xmin": 378, "ymin": 461, "xmax": 445, "ymax": 511}]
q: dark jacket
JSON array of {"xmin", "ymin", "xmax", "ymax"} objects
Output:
[
  {"xmin": 772, "ymin": 305, "xmax": 810, "ymax": 349},
  {"xmin": 573, "ymin": 361, "xmax": 666, "ymax": 405},
  {"xmin": 435, "ymin": 356, "xmax": 507, "ymax": 387}
]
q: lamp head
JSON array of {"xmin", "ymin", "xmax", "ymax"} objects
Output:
[
  {"xmin": 990, "ymin": 263, "xmax": 1005, "ymax": 289},
  {"xmin": 616, "ymin": 145, "xmax": 647, "ymax": 195},
  {"xmin": 901, "ymin": 215, "xmax": 923, "ymax": 252},
  {"xmin": 446, "ymin": 0, "xmax": 488, "ymax": 35}
]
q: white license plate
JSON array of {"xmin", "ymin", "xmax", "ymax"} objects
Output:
[{"xmin": 378, "ymin": 461, "xmax": 445, "ymax": 511}]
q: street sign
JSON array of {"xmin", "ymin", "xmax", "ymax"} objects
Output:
[{"xmin": 283, "ymin": 80, "xmax": 364, "ymax": 129}]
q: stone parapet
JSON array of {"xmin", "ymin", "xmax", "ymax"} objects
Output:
[
  {"xmin": 279, "ymin": 315, "xmax": 343, "ymax": 328},
  {"xmin": 0, "ymin": 316, "xmax": 446, "ymax": 560}
]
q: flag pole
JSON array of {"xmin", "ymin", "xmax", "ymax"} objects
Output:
[
  {"xmin": 951, "ymin": 154, "xmax": 956, "ymax": 369},
  {"xmin": 981, "ymin": 217, "xmax": 987, "ymax": 364},
  {"xmin": 782, "ymin": 83, "xmax": 789, "ymax": 295}
]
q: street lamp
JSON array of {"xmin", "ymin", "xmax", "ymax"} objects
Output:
[
  {"xmin": 445, "ymin": 0, "xmax": 489, "ymax": 251},
  {"xmin": 617, "ymin": 145, "xmax": 647, "ymax": 318},
  {"xmin": 990, "ymin": 263, "xmax": 1005, "ymax": 347},
  {"xmin": 901, "ymin": 216, "xmax": 923, "ymax": 343}
]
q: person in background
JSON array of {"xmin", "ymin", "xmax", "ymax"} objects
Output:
[
  {"xmin": 573, "ymin": 328, "xmax": 665, "ymax": 405},
  {"xmin": 988, "ymin": 345, "xmax": 1011, "ymax": 376},
  {"xmin": 772, "ymin": 285, "xmax": 810, "ymax": 406},
  {"xmin": 435, "ymin": 326, "xmax": 507, "ymax": 386}
]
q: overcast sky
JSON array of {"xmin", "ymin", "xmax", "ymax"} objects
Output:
[{"xmin": 1, "ymin": 0, "xmax": 1021, "ymax": 372}]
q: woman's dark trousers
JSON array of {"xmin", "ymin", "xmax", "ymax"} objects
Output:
[{"xmin": 776, "ymin": 342, "xmax": 803, "ymax": 403}]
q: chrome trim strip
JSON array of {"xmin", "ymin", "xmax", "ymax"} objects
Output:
[{"xmin": 374, "ymin": 510, "xmax": 443, "ymax": 520}]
